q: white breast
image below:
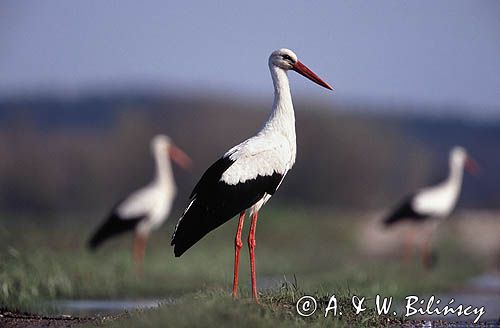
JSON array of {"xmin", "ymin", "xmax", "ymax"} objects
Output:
[
  {"xmin": 117, "ymin": 183, "xmax": 176, "ymax": 234},
  {"xmin": 221, "ymin": 132, "xmax": 295, "ymax": 185},
  {"xmin": 412, "ymin": 183, "xmax": 460, "ymax": 218},
  {"xmin": 117, "ymin": 185, "xmax": 155, "ymax": 218}
]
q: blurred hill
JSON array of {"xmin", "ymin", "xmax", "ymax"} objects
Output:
[{"xmin": 0, "ymin": 92, "xmax": 498, "ymax": 215}]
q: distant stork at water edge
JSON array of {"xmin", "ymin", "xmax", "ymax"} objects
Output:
[
  {"xmin": 88, "ymin": 135, "xmax": 191, "ymax": 268},
  {"xmin": 171, "ymin": 48, "xmax": 333, "ymax": 301},
  {"xmin": 383, "ymin": 146, "xmax": 478, "ymax": 268}
]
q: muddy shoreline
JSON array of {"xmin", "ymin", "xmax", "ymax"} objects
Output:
[{"xmin": 0, "ymin": 309, "xmax": 113, "ymax": 328}]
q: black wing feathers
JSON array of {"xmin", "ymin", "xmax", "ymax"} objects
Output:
[
  {"xmin": 189, "ymin": 156, "xmax": 235, "ymax": 199},
  {"xmin": 383, "ymin": 195, "xmax": 428, "ymax": 226},
  {"xmin": 88, "ymin": 207, "xmax": 144, "ymax": 250},
  {"xmin": 171, "ymin": 156, "xmax": 283, "ymax": 257}
]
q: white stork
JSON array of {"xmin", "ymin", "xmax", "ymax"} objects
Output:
[
  {"xmin": 383, "ymin": 146, "xmax": 478, "ymax": 268},
  {"xmin": 171, "ymin": 48, "xmax": 333, "ymax": 301},
  {"xmin": 88, "ymin": 135, "xmax": 191, "ymax": 267}
]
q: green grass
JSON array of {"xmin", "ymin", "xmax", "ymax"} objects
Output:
[
  {"xmin": 0, "ymin": 207, "xmax": 487, "ymax": 326},
  {"xmin": 97, "ymin": 289, "xmax": 401, "ymax": 328}
]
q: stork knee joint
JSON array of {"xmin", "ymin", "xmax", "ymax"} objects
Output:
[{"xmin": 235, "ymin": 238, "xmax": 243, "ymax": 249}]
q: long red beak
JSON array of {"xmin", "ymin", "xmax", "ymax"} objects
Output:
[
  {"xmin": 168, "ymin": 145, "xmax": 192, "ymax": 170},
  {"xmin": 292, "ymin": 60, "xmax": 334, "ymax": 91},
  {"xmin": 465, "ymin": 156, "xmax": 479, "ymax": 175}
]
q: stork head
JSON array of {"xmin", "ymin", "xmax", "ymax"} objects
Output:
[
  {"xmin": 269, "ymin": 48, "xmax": 333, "ymax": 91},
  {"xmin": 450, "ymin": 146, "xmax": 479, "ymax": 175},
  {"xmin": 151, "ymin": 135, "xmax": 192, "ymax": 169}
]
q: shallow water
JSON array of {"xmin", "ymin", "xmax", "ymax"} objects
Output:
[
  {"xmin": 44, "ymin": 276, "xmax": 285, "ymax": 316},
  {"xmin": 44, "ymin": 274, "xmax": 500, "ymax": 324},
  {"xmin": 46, "ymin": 298, "xmax": 171, "ymax": 316},
  {"xmin": 414, "ymin": 273, "xmax": 500, "ymax": 323},
  {"xmin": 469, "ymin": 273, "xmax": 500, "ymax": 291}
]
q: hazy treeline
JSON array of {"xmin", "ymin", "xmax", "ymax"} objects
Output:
[{"xmin": 0, "ymin": 93, "xmax": 498, "ymax": 215}]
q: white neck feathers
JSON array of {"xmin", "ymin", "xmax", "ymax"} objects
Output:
[
  {"xmin": 154, "ymin": 149, "xmax": 174, "ymax": 189},
  {"xmin": 261, "ymin": 65, "xmax": 296, "ymax": 140},
  {"xmin": 446, "ymin": 155, "xmax": 465, "ymax": 194}
]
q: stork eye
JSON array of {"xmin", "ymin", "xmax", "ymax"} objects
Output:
[{"xmin": 282, "ymin": 54, "xmax": 293, "ymax": 62}]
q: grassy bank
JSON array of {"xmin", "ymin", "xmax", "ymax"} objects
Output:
[{"xmin": 0, "ymin": 207, "xmax": 486, "ymax": 326}]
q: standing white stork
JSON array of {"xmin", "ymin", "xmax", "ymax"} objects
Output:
[
  {"xmin": 88, "ymin": 135, "xmax": 191, "ymax": 268},
  {"xmin": 383, "ymin": 146, "xmax": 478, "ymax": 268},
  {"xmin": 171, "ymin": 48, "xmax": 333, "ymax": 301}
]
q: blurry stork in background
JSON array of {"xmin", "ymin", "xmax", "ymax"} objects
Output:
[
  {"xmin": 171, "ymin": 48, "xmax": 333, "ymax": 301},
  {"xmin": 88, "ymin": 135, "xmax": 191, "ymax": 268},
  {"xmin": 383, "ymin": 146, "xmax": 478, "ymax": 268}
]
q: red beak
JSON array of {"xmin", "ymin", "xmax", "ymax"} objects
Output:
[
  {"xmin": 168, "ymin": 145, "xmax": 192, "ymax": 170},
  {"xmin": 292, "ymin": 60, "xmax": 334, "ymax": 91},
  {"xmin": 465, "ymin": 156, "xmax": 479, "ymax": 175}
]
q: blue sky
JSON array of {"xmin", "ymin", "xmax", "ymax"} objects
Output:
[{"xmin": 1, "ymin": 1, "xmax": 499, "ymax": 115}]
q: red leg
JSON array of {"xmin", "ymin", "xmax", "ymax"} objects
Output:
[
  {"xmin": 421, "ymin": 236, "xmax": 433, "ymax": 270},
  {"xmin": 248, "ymin": 211, "xmax": 259, "ymax": 302},
  {"xmin": 232, "ymin": 211, "xmax": 246, "ymax": 298},
  {"xmin": 133, "ymin": 233, "xmax": 147, "ymax": 274},
  {"xmin": 403, "ymin": 230, "xmax": 415, "ymax": 263}
]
